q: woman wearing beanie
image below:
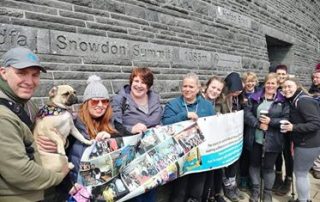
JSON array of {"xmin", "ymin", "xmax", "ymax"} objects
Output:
[
  {"xmin": 38, "ymin": 75, "xmax": 117, "ymax": 201},
  {"xmin": 112, "ymin": 67, "xmax": 163, "ymax": 202},
  {"xmin": 67, "ymin": 75, "xmax": 118, "ymax": 183},
  {"xmin": 221, "ymin": 72, "xmax": 245, "ymax": 202}
]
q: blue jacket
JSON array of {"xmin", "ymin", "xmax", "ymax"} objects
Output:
[
  {"xmin": 244, "ymin": 89, "xmax": 289, "ymax": 152},
  {"xmin": 112, "ymin": 85, "xmax": 163, "ymax": 135},
  {"xmin": 66, "ymin": 118, "xmax": 90, "ymax": 182},
  {"xmin": 162, "ymin": 95, "xmax": 215, "ymax": 125}
]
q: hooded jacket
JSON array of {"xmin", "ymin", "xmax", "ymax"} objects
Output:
[
  {"xmin": 0, "ymin": 91, "xmax": 66, "ymax": 202},
  {"xmin": 244, "ymin": 89, "xmax": 289, "ymax": 152},
  {"xmin": 287, "ymin": 90, "xmax": 320, "ymax": 148}
]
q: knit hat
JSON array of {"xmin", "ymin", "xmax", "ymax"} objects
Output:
[
  {"xmin": 315, "ymin": 63, "xmax": 320, "ymax": 73},
  {"xmin": 83, "ymin": 75, "xmax": 109, "ymax": 102},
  {"xmin": 224, "ymin": 72, "xmax": 243, "ymax": 92},
  {"xmin": 1, "ymin": 47, "xmax": 46, "ymax": 72}
]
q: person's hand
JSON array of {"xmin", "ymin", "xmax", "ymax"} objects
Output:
[
  {"xmin": 187, "ymin": 112, "xmax": 198, "ymax": 121},
  {"xmin": 281, "ymin": 121, "xmax": 293, "ymax": 133},
  {"xmin": 259, "ymin": 115, "xmax": 270, "ymax": 125},
  {"xmin": 96, "ymin": 131, "xmax": 111, "ymax": 141},
  {"xmin": 259, "ymin": 123, "xmax": 268, "ymax": 131},
  {"xmin": 69, "ymin": 183, "xmax": 82, "ymax": 195},
  {"xmin": 36, "ymin": 135, "xmax": 57, "ymax": 153},
  {"xmin": 57, "ymin": 155, "xmax": 71, "ymax": 177},
  {"xmin": 131, "ymin": 123, "xmax": 147, "ymax": 134}
]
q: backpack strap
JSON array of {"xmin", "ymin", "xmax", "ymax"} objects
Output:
[
  {"xmin": 293, "ymin": 94, "xmax": 313, "ymax": 108},
  {"xmin": 0, "ymin": 98, "xmax": 35, "ymax": 160}
]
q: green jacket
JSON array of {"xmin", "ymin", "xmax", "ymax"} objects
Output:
[{"xmin": 0, "ymin": 91, "xmax": 65, "ymax": 202}]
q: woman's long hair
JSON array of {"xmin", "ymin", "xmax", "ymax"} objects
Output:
[{"xmin": 79, "ymin": 101, "xmax": 117, "ymax": 139}]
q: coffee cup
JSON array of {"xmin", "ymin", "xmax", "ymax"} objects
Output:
[
  {"xmin": 280, "ymin": 120, "xmax": 290, "ymax": 133},
  {"xmin": 260, "ymin": 110, "xmax": 268, "ymax": 118}
]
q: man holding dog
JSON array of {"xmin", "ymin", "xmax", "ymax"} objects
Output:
[{"xmin": 0, "ymin": 47, "xmax": 70, "ymax": 202}]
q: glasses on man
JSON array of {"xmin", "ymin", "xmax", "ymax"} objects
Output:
[{"xmin": 89, "ymin": 99, "xmax": 109, "ymax": 107}]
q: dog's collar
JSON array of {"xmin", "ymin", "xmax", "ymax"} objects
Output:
[{"xmin": 37, "ymin": 105, "xmax": 67, "ymax": 119}]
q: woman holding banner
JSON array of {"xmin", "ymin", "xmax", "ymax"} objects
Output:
[
  {"xmin": 203, "ymin": 75, "xmax": 227, "ymax": 202},
  {"xmin": 244, "ymin": 73, "xmax": 289, "ymax": 202},
  {"xmin": 37, "ymin": 75, "xmax": 117, "ymax": 201},
  {"xmin": 162, "ymin": 72, "xmax": 215, "ymax": 202},
  {"xmin": 112, "ymin": 67, "xmax": 163, "ymax": 202},
  {"xmin": 221, "ymin": 72, "xmax": 245, "ymax": 202}
]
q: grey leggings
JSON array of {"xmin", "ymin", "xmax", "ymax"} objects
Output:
[{"xmin": 294, "ymin": 146, "xmax": 320, "ymax": 202}]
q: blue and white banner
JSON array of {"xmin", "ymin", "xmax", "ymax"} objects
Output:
[{"xmin": 78, "ymin": 111, "xmax": 244, "ymax": 202}]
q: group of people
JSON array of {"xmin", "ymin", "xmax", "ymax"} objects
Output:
[{"xmin": 0, "ymin": 46, "xmax": 319, "ymax": 202}]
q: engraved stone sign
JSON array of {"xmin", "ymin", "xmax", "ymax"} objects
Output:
[
  {"xmin": 0, "ymin": 24, "xmax": 37, "ymax": 51},
  {"xmin": 217, "ymin": 7, "xmax": 251, "ymax": 29},
  {"xmin": 0, "ymin": 24, "xmax": 242, "ymax": 69}
]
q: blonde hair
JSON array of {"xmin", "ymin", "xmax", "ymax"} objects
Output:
[
  {"xmin": 242, "ymin": 72, "xmax": 258, "ymax": 83},
  {"xmin": 264, "ymin": 73, "xmax": 279, "ymax": 84}
]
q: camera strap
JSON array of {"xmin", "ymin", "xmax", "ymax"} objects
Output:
[{"xmin": 0, "ymin": 98, "xmax": 35, "ymax": 160}]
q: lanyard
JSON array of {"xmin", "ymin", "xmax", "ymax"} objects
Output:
[{"xmin": 183, "ymin": 99, "xmax": 198, "ymax": 114}]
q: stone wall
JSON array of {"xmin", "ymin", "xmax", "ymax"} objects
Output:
[{"xmin": 0, "ymin": 0, "xmax": 319, "ymax": 104}]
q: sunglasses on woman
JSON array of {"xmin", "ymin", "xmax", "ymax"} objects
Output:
[{"xmin": 89, "ymin": 99, "xmax": 109, "ymax": 107}]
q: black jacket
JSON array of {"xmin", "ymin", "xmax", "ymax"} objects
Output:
[
  {"xmin": 288, "ymin": 90, "xmax": 320, "ymax": 148},
  {"xmin": 244, "ymin": 89, "xmax": 289, "ymax": 152}
]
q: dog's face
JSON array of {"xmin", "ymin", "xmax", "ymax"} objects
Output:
[{"xmin": 49, "ymin": 85, "xmax": 78, "ymax": 108}]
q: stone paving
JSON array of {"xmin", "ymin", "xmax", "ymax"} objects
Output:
[
  {"xmin": 156, "ymin": 173, "xmax": 320, "ymax": 202},
  {"xmin": 235, "ymin": 173, "xmax": 320, "ymax": 202}
]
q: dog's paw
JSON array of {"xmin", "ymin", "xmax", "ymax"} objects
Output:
[{"xmin": 68, "ymin": 162, "xmax": 75, "ymax": 170}]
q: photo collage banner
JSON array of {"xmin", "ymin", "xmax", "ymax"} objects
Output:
[{"xmin": 78, "ymin": 111, "xmax": 244, "ymax": 201}]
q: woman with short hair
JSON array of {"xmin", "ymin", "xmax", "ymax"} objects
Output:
[
  {"xmin": 162, "ymin": 72, "xmax": 215, "ymax": 202},
  {"xmin": 244, "ymin": 73, "xmax": 289, "ymax": 202}
]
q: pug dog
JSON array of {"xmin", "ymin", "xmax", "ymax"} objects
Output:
[{"xmin": 34, "ymin": 85, "xmax": 93, "ymax": 171}]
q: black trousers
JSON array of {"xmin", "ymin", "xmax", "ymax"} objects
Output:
[
  {"xmin": 275, "ymin": 135, "xmax": 293, "ymax": 177},
  {"xmin": 170, "ymin": 172, "xmax": 207, "ymax": 202},
  {"xmin": 202, "ymin": 168, "xmax": 223, "ymax": 201}
]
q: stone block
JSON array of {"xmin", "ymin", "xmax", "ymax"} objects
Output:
[
  {"xmin": 1, "ymin": 0, "xmax": 58, "ymax": 15},
  {"xmin": 74, "ymin": 5, "xmax": 110, "ymax": 18},
  {"xmin": 25, "ymin": 12, "xmax": 86, "ymax": 27},
  {"xmin": 0, "ymin": 8, "xmax": 23, "ymax": 18},
  {"xmin": 11, "ymin": 18, "xmax": 77, "ymax": 33},
  {"xmin": 59, "ymin": 10, "xmax": 94, "ymax": 21}
]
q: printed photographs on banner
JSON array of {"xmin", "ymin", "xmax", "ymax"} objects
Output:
[
  {"xmin": 173, "ymin": 123, "xmax": 204, "ymax": 153},
  {"xmin": 152, "ymin": 124, "xmax": 176, "ymax": 141},
  {"xmin": 121, "ymin": 155, "xmax": 156, "ymax": 191},
  {"xmin": 159, "ymin": 163, "xmax": 178, "ymax": 184},
  {"xmin": 79, "ymin": 155, "xmax": 113, "ymax": 187},
  {"xmin": 114, "ymin": 145, "xmax": 136, "ymax": 170},
  {"xmin": 138, "ymin": 128, "xmax": 161, "ymax": 154},
  {"xmin": 89, "ymin": 138, "xmax": 124, "ymax": 159},
  {"xmin": 142, "ymin": 162, "xmax": 178, "ymax": 191},
  {"xmin": 93, "ymin": 177, "xmax": 129, "ymax": 202},
  {"xmin": 182, "ymin": 147, "xmax": 202, "ymax": 173},
  {"xmin": 147, "ymin": 137, "xmax": 184, "ymax": 171}
]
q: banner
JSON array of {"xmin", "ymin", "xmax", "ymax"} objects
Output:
[{"xmin": 78, "ymin": 111, "xmax": 244, "ymax": 201}]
